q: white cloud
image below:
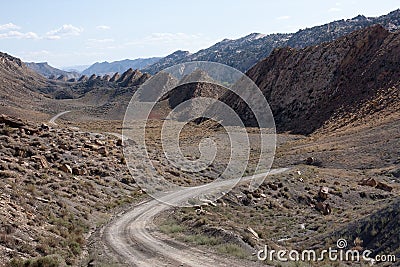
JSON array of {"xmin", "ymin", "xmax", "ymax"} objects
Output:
[
  {"xmin": 87, "ymin": 38, "xmax": 114, "ymax": 43},
  {"xmin": 138, "ymin": 32, "xmax": 203, "ymax": 44},
  {"xmin": 46, "ymin": 24, "xmax": 83, "ymax": 40},
  {"xmin": 20, "ymin": 50, "xmax": 50, "ymax": 57},
  {"xmin": 123, "ymin": 32, "xmax": 215, "ymax": 53},
  {"xmin": 20, "ymin": 50, "xmax": 104, "ymax": 67},
  {"xmin": 0, "ymin": 23, "xmax": 20, "ymax": 31},
  {"xmin": 0, "ymin": 23, "xmax": 39, "ymax": 40},
  {"xmin": 328, "ymin": 7, "xmax": 341, "ymax": 12},
  {"xmin": 96, "ymin": 25, "xmax": 111, "ymax": 30},
  {"xmin": 276, "ymin": 15, "xmax": 291, "ymax": 20},
  {"xmin": 45, "ymin": 35, "xmax": 61, "ymax": 40},
  {"xmin": 0, "ymin": 30, "xmax": 39, "ymax": 39},
  {"xmin": 85, "ymin": 38, "xmax": 116, "ymax": 49}
]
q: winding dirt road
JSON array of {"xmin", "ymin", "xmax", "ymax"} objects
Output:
[
  {"xmin": 48, "ymin": 111, "xmax": 280, "ymax": 265},
  {"xmin": 48, "ymin": 110, "xmax": 71, "ymax": 125},
  {"xmin": 103, "ymin": 168, "xmax": 289, "ymax": 266}
]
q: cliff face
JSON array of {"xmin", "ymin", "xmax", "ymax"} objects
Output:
[{"xmin": 220, "ymin": 25, "xmax": 400, "ymax": 134}]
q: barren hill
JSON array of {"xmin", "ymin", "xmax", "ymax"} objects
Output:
[
  {"xmin": 219, "ymin": 25, "xmax": 400, "ymax": 134},
  {"xmin": 0, "ymin": 52, "xmax": 152, "ymax": 122},
  {"xmin": 0, "ymin": 53, "xmax": 54, "ymax": 119}
]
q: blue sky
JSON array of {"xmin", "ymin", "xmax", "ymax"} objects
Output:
[{"xmin": 1, "ymin": 0, "xmax": 399, "ymax": 68}]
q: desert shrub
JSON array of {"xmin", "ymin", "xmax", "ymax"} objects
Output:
[
  {"xmin": 182, "ymin": 234, "xmax": 222, "ymax": 246},
  {"xmin": 216, "ymin": 243, "xmax": 248, "ymax": 259},
  {"xmin": 159, "ymin": 220, "xmax": 186, "ymax": 234},
  {"xmin": 9, "ymin": 254, "xmax": 64, "ymax": 267}
]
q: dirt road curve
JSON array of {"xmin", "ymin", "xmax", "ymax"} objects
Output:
[
  {"xmin": 49, "ymin": 110, "xmax": 71, "ymax": 125},
  {"xmin": 103, "ymin": 168, "xmax": 289, "ymax": 267}
]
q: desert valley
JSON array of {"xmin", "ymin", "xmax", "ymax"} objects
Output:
[{"xmin": 0, "ymin": 7, "xmax": 399, "ymax": 267}]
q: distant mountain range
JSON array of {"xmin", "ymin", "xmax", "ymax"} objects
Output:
[
  {"xmin": 1, "ymin": 12, "xmax": 400, "ymax": 265},
  {"xmin": 62, "ymin": 65, "xmax": 90, "ymax": 73},
  {"xmin": 25, "ymin": 57, "xmax": 161, "ymax": 79},
  {"xmin": 2, "ymin": 11, "xmax": 400, "ymax": 131},
  {"xmin": 81, "ymin": 57, "xmax": 161, "ymax": 76},
  {"xmin": 142, "ymin": 9, "xmax": 400, "ymax": 74},
  {"xmin": 25, "ymin": 9, "xmax": 400, "ymax": 79},
  {"xmin": 25, "ymin": 62, "xmax": 80, "ymax": 79},
  {"xmin": 0, "ymin": 51, "xmax": 152, "ymax": 120}
]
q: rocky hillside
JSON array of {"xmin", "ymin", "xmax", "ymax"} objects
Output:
[
  {"xmin": 73, "ymin": 68, "xmax": 150, "ymax": 91},
  {"xmin": 326, "ymin": 198, "xmax": 400, "ymax": 260},
  {"xmin": 143, "ymin": 9, "xmax": 400, "ymax": 74},
  {"xmin": 25, "ymin": 62, "xmax": 80, "ymax": 79},
  {"xmin": 142, "ymin": 50, "xmax": 190, "ymax": 75},
  {"xmin": 0, "ymin": 52, "xmax": 151, "ymax": 122},
  {"xmin": 160, "ymin": 69, "xmax": 225, "ymax": 109},
  {"xmin": 0, "ymin": 53, "xmax": 47, "ymax": 91},
  {"xmin": 0, "ymin": 53, "xmax": 56, "ymax": 119},
  {"xmin": 50, "ymin": 68, "xmax": 151, "ymax": 121},
  {"xmin": 219, "ymin": 25, "xmax": 400, "ymax": 134},
  {"xmin": 81, "ymin": 57, "xmax": 161, "ymax": 76},
  {"xmin": 0, "ymin": 114, "xmax": 140, "ymax": 265}
]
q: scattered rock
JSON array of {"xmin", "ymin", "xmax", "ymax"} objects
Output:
[
  {"xmin": 315, "ymin": 202, "xmax": 331, "ymax": 215},
  {"xmin": 359, "ymin": 178, "xmax": 393, "ymax": 192},
  {"xmin": 200, "ymin": 199, "xmax": 217, "ymax": 207},
  {"xmin": 85, "ymin": 142, "xmax": 100, "ymax": 151},
  {"xmin": 359, "ymin": 178, "xmax": 377, "ymax": 187},
  {"xmin": 116, "ymin": 139, "xmax": 123, "ymax": 146},
  {"xmin": 87, "ymin": 259, "xmax": 96, "ymax": 267},
  {"xmin": 40, "ymin": 123, "xmax": 49, "ymax": 131},
  {"xmin": 95, "ymin": 140, "xmax": 105, "ymax": 146},
  {"xmin": 72, "ymin": 167, "xmax": 86, "ymax": 176},
  {"xmin": 305, "ymin": 157, "xmax": 322, "ymax": 166},
  {"xmin": 31, "ymin": 155, "xmax": 49, "ymax": 169},
  {"xmin": 196, "ymin": 207, "xmax": 205, "ymax": 215},
  {"xmin": 59, "ymin": 163, "xmax": 72, "ymax": 174},
  {"xmin": 241, "ymin": 195, "xmax": 252, "ymax": 206},
  {"xmin": 359, "ymin": 191, "xmax": 367, "ymax": 198},
  {"xmin": 97, "ymin": 146, "xmax": 109, "ymax": 156},
  {"xmin": 59, "ymin": 143, "xmax": 69, "ymax": 150},
  {"xmin": 0, "ymin": 114, "xmax": 25, "ymax": 128},
  {"xmin": 267, "ymin": 183, "xmax": 278, "ymax": 190},
  {"xmin": 318, "ymin": 186, "xmax": 329, "ymax": 201},
  {"xmin": 376, "ymin": 182, "xmax": 393, "ymax": 192},
  {"xmin": 35, "ymin": 197, "xmax": 50, "ymax": 203},
  {"xmin": 246, "ymin": 227, "xmax": 259, "ymax": 239}
]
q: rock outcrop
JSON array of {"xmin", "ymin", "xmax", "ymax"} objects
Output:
[
  {"xmin": 109, "ymin": 72, "xmax": 120, "ymax": 82},
  {"xmin": 220, "ymin": 25, "xmax": 400, "ymax": 134},
  {"xmin": 78, "ymin": 75, "xmax": 89, "ymax": 82}
]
